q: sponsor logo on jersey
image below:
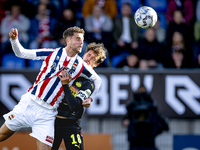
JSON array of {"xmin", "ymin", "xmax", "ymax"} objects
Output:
[
  {"xmin": 51, "ymin": 62, "xmax": 57, "ymax": 70},
  {"xmin": 70, "ymin": 86, "xmax": 79, "ymax": 97},
  {"xmin": 76, "ymin": 82, "xmax": 82, "ymax": 88},
  {"xmin": 8, "ymin": 114, "xmax": 15, "ymax": 120},
  {"xmin": 62, "ymin": 66, "xmax": 69, "ymax": 71},
  {"xmin": 85, "ymin": 89, "xmax": 91, "ymax": 97},
  {"xmin": 75, "ymin": 144, "xmax": 80, "ymax": 149},
  {"xmin": 76, "ymin": 90, "xmax": 89, "ymax": 101},
  {"xmin": 45, "ymin": 135, "xmax": 54, "ymax": 144},
  {"xmin": 91, "ymin": 83, "xmax": 94, "ymax": 89}
]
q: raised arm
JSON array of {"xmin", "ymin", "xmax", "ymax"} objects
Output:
[{"xmin": 9, "ymin": 28, "xmax": 54, "ymax": 60}]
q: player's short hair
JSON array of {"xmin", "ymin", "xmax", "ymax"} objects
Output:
[
  {"xmin": 85, "ymin": 43, "xmax": 107, "ymax": 64},
  {"xmin": 63, "ymin": 26, "xmax": 85, "ymax": 46}
]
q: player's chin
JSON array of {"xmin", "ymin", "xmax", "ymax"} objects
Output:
[{"xmin": 77, "ymin": 48, "xmax": 82, "ymax": 53}]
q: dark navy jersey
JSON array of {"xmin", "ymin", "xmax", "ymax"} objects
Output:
[{"xmin": 57, "ymin": 77, "xmax": 95, "ymax": 120}]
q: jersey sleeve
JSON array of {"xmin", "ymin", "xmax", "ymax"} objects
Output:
[
  {"xmin": 76, "ymin": 80, "xmax": 95, "ymax": 101},
  {"xmin": 10, "ymin": 38, "xmax": 55, "ymax": 60},
  {"xmin": 80, "ymin": 62, "xmax": 102, "ymax": 100},
  {"xmin": 62, "ymin": 80, "xmax": 94, "ymax": 112}
]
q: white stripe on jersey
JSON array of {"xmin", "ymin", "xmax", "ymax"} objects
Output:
[{"xmin": 28, "ymin": 48, "xmax": 84, "ymax": 109}]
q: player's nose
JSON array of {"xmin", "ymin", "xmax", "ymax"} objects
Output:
[{"xmin": 80, "ymin": 40, "xmax": 83, "ymax": 45}]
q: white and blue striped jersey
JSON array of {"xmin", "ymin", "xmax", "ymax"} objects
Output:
[{"xmin": 11, "ymin": 38, "xmax": 101, "ymax": 109}]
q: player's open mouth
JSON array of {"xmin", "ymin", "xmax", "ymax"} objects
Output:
[{"xmin": 84, "ymin": 60, "xmax": 89, "ymax": 65}]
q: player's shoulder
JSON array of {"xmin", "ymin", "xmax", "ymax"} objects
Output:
[
  {"xmin": 54, "ymin": 47, "xmax": 63, "ymax": 51},
  {"xmin": 76, "ymin": 55, "xmax": 84, "ymax": 62},
  {"xmin": 74, "ymin": 77, "xmax": 94, "ymax": 87},
  {"xmin": 82, "ymin": 77, "xmax": 94, "ymax": 85},
  {"xmin": 82, "ymin": 78, "xmax": 95, "ymax": 93},
  {"xmin": 75, "ymin": 76, "xmax": 93, "ymax": 83},
  {"xmin": 36, "ymin": 47, "xmax": 59, "ymax": 53},
  {"xmin": 82, "ymin": 62, "xmax": 95, "ymax": 73}
]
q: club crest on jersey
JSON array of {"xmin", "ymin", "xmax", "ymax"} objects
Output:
[
  {"xmin": 8, "ymin": 114, "xmax": 15, "ymax": 120},
  {"xmin": 68, "ymin": 62, "xmax": 78, "ymax": 75},
  {"xmin": 76, "ymin": 81, "xmax": 82, "ymax": 87},
  {"xmin": 74, "ymin": 62, "xmax": 78, "ymax": 67}
]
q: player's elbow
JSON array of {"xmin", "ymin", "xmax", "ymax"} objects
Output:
[{"xmin": 14, "ymin": 52, "xmax": 24, "ymax": 58}]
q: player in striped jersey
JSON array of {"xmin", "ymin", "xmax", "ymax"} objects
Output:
[
  {"xmin": 52, "ymin": 43, "xmax": 106, "ymax": 150},
  {"xmin": 0, "ymin": 27, "xmax": 101, "ymax": 150}
]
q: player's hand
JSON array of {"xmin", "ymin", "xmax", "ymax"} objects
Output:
[
  {"xmin": 9, "ymin": 28, "xmax": 18, "ymax": 40},
  {"xmin": 58, "ymin": 70, "xmax": 72, "ymax": 85},
  {"xmin": 82, "ymin": 97, "xmax": 92, "ymax": 108}
]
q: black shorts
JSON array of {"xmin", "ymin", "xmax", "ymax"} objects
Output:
[{"xmin": 52, "ymin": 117, "xmax": 84, "ymax": 150}]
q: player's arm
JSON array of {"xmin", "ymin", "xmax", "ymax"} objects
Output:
[
  {"xmin": 9, "ymin": 28, "xmax": 54, "ymax": 60},
  {"xmin": 81, "ymin": 62, "xmax": 101, "ymax": 101},
  {"xmin": 58, "ymin": 70, "xmax": 94, "ymax": 111},
  {"xmin": 62, "ymin": 84, "xmax": 83, "ymax": 111}
]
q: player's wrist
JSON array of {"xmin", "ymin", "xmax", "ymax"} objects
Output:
[
  {"xmin": 10, "ymin": 37, "xmax": 18, "ymax": 41},
  {"xmin": 62, "ymin": 84, "xmax": 69, "ymax": 88},
  {"xmin": 61, "ymin": 82, "xmax": 69, "ymax": 85},
  {"xmin": 89, "ymin": 97, "xmax": 93, "ymax": 102}
]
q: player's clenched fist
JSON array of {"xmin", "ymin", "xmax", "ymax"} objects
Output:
[{"xmin": 9, "ymin": 28, "xmax": 18, "ymax": 40}]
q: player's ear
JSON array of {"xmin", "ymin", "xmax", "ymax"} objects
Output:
[{"xmin": 66, "ymin": 37, "xmax": 70, "ymax": 44}]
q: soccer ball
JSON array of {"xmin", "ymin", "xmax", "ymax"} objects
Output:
[{"xmin": 134, "ymin": 6, "xmax": 157, "ymax": 29}]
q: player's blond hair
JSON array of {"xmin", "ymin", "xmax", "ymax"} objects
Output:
[
  {"xmin": 63, "ymin": 26, "xmax": 85, "ymax": 46},
  {"xmin": 85, "ymin": 43, "xmax": 106, "ymax": 64}
]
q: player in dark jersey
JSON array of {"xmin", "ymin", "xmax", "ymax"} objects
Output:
[{"xmin": 52, "ymin": 43, "xmax": 107, "ymax": 150}]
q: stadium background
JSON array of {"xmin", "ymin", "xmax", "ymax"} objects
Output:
[{"xmin": 1, "ymin": 68, "xmax": 200, "ymax": 150}]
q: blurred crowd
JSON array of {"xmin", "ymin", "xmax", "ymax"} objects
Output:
[{"xmin": 0, "ymin": 0, "xmax": 200, "ymax": 69}]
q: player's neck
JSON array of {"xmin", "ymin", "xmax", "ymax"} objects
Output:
[{"xmin": 65, "ymin": 47, "xmax": 77, "ymax": 57}]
